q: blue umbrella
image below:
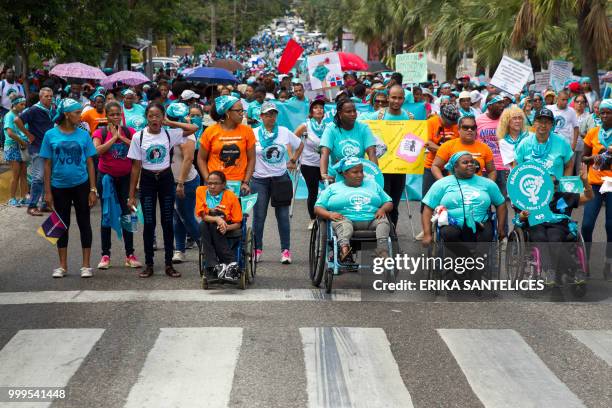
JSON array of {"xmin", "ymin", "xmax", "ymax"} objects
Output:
[{"xmin": 185, "ymin": 67, "xmax": 238, "ymax": 84}]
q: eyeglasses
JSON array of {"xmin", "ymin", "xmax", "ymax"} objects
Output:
[
  {"xmin": 228, "ymin": 109, "xmax": 244, "ymax": 114},
  {"xmin": 460, "ymin": 125, "xmax": 477, "ymax": 131},
  {"xmin": 207, "ymin": 181, "xmax": 224, "ymax": 185},
  {"xmin": 374, "ymin": 99, "xmax": 388, "ymax": 104}
]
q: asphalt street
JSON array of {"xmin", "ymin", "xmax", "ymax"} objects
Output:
[{"xmin": 0, "ymin": 200, "xmax": 610, "ymax": 408}]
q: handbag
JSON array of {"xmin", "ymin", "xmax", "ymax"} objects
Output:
[{"xmin": 270, "ymin": 173, "xmax": 293, "ymax": 207}]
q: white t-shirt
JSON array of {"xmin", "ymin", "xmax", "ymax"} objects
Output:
[
  {"xmin": 127, "ymin": 127, "xmax": 186, "ymax": 171},
  {"xmin": 254, "ymin": 126, "xmax": 301, "ymax": 178},
  {"xmin": 171, "ymin": 134, "xmax": 198, "ymax": 183},
  {"xmin": 300, "ymin": 120, "xmax": 325, "ymax": 167},
  {"xmin": 0, "ymin": 80, "xmax": 24, "ymax": 110},
  {"xmin": 547, "ymin": 104, "xmax": 578, "ymax": 146}
]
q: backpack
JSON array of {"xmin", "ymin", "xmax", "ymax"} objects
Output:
[
  {"xmin": 377, "ymin": 107, "xmax": 415, "ymax": 120},
  {"xmin": 137, "ymin": 128, "xmax": 174, "ymax": 165},
  {"xmin": 101, "ymin": 125, "xmax": 131, "ymax": 143},
  {"xmin": 0, "ymin": 80, "xmax": 24, "ymax": 101}
]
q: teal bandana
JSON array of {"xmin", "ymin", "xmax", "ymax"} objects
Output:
[
  {"xmin": 215, "ymin": 95, "xmax": 240, "ymax": 115},
  {"xmin": 53, "ymin": 98, "xmax": 82, "ymax": 122},
  {"xmin": 444, "ymin": 151, "xmax": 472, "ymax": 174}
]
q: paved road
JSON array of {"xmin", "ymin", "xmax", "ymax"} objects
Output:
[{"xmin": 0, "ymin": 201, "xmax": 610, "ymax": 408}]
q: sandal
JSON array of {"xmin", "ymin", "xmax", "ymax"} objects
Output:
[
  {"xmin": 165, "ymin": 265, "xmax": 181, "ymax": 278},
  {"xmin": 139, "ymin": 265, "xmax": 154, "ymax": 278},
  {"xmin": 339, "ymin": 247, "xmax": 353, "ymax": 263}
]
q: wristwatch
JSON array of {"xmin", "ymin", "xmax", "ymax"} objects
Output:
[{"xmin": 90, "ymin": 187, "xmax": 98, "ymax": 197}]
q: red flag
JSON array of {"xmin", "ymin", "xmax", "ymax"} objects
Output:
[{"xmin": 277, "ymin": 39, "xmax": 304, "ymax": 74}]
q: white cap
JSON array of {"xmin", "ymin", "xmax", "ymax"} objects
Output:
[
  {"xmin": 459, "ymin": 91, "xmax": 471, "ymax": 100},
  {"xmin": 181, "ymin": 89, "xmax": 200, "ymax": 100},
  {"xmin": 470, "ymin": 90, "xmax": 482, "ymax": 103}
]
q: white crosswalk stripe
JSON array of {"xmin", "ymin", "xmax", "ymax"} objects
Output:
[
  {"xmin": 0, "ymin": 328, "xmax": 104, "ymax": 408},
  {"xmin": 438, "ymin": 328, "xmax": 586, "ymax": 408},
  {"xmin": 300, "ymin": 327, "xmax": 414, "ymax": 408},
  {"xmin": 568, "ymin": 329, "xmax": 612, "ymax": 366},
  {"xmin": 123, "ymin": 327, "xmax": 243, "ymax": 408}
]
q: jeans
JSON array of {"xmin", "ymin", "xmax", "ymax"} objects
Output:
[
  {"xmin": 300, "ymin": 164, "xmax": 321, "ymax": 220},
  {"xmin": 140, "ymin": 169, "xmax": 176, "ymax": 266},
  {"xmin": 29, "ymin": 153, "xmax": 45, "ymax": 209},
  {"xmin": 495, "ymin": 169, "xmax": 509, "ymax": 235},
  {"xmin": 250, "ymin": 175, "xmax": 291, "ymax": 251},
  {"xmin": 332, "ymin": 218, "xmax": 390, "ymax": 250},
  {"xmin": 174, "ymin": 175, "xmax": 201, "ymax": 252},
  {"xmin": 581, "ymin": 184, "xmax": 612, "ymax": 258},
  {"xmin": 528, "ymin": 221, "xmax": 573, "ymax": 274},
  {"xmin": 51, "ymin": 181, "xmax": 92, "ymax": 249},
  {"xmin": 97, "ymin": 172, "xmax": 134, "ymax": 257},
  {"xmin": 200, "ymin": 221, "xmax": 236, "ymax": 267},
  {"xmin": 383, "ymin": 173, "xmax": 405, "ymax": 227}
]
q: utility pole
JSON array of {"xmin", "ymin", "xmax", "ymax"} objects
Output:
[
  {"xmin": 232, "ymin": 0, "xmax": 237, "ymax": 50},
  {"xmin": 210, "ymin": 2, "xmax": 216, "ymax": 52}
]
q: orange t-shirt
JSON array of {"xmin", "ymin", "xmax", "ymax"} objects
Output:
[
  {"xmin": 584, "ymin": 126, "xmax": 612, "ymax": 185},
  {"xmin": 435, "ymin": 138, "xmax": 493, "ymax": 176},
  {"xmin": 199, "ymin": 123, "xmax": 256, "ymax": 181},
  {"xmin": 425, "ymin": 115, "xmax": 459, "ymax": 168},
  {"xmin": 81, "ymin": 109, "xmax": 108, "ymax": 134},
  {"xmin": 195, "ymin": 186, "xmax": 243, "ymax": 224}
]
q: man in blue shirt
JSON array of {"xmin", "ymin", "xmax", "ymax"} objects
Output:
[{"xmin": 15, "ymin": 87, "xmax": 55, "ymax": 216}]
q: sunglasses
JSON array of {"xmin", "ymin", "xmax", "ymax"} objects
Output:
[{"xmin": 460, "ymin": 125, "xmax": 477, "ymax": 131}]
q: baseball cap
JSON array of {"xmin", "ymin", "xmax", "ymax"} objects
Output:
[
  {"xmin": 260, "ymin": 101, "xmax": 278, "ymax": 114},
  {"xmin": 181, "ymin": 89, "xmax": 200, "ymax": 100},
  {"xmin": 470, "ymin": 90, "xmax": 482, "ymax": 103},
  {"xmin": 535, "ymin": 108, "xmax": 555, "ymax": 121},
  {"xmin": 459, "ymin": 91, "xmax": 471, "ymax": 100}
]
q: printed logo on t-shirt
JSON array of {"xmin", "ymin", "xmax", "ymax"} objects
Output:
[
  {"xmin": 349, "ymin": 194, "xmax": 371, "ymax": 212},
  {"xmin": 220, "ymin": 143, "xmax": 240, "ymax": 167},
  {"xmin": 130, "ymin": 116, "xmax": 145, "ymax": 129},
  {"xmin": 53, "ymin": 141, "xmax": 83, "ymax": 165},
  {"xmin": 262, "ymin": 144, "xmax": 286, "ymax": 164},
  {"xmin": 451, "ymin": 186, "xmax": 481, "ymax": 207},
  {"xmin": 146, "ymin": 144, "xmax": 167, "ymax": 164},
  {"xmin": 554, "ymin": 115, "xmax": 566, "ymax": 132},
  {"xmin": 340, "ymin": 140, "xmax": 361, "ymax": 158},
  {"xmin": 109, "ymin": 143, "xmax": 128, "ymax": 160}
]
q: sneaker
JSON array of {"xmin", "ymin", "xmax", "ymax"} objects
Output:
[
  {"xmin": 415, "ymin": 231, "xmax": 424, "ymax": 241},
  {"xmin": 214, "ymin": 263, "xmax": 227, "ymax": 279},
  {"xmin": 172, "ymin": 250, "xmax": 186, "ymax": 264},
  {"xmin": 185, "ymin": 237, "xmax": 195, "ymax": 250},
  {"xmin": 19, "ymin": 197, "xmax": 28, "ymax": 206},
  {"xmin": 544, "ymin": 269, "xmax": 556, "ymax": 287},
  {"xmin": 281, "ymin": 249, "xmax": 292, "ymax": 264},
  {"xmin": 255, "ymin": 250, "xmax": 263, "ymax": 263},
  {"xmin": 224, "ymin": 262, "xmax": 241, "ymax": 281},
  {"xmin": 7, "ymin": 198, "xmax": 20, "ymax": 207},
  {"xmin": 52, "ymin": 267, "xmax": 66, "ymax": 278},
  {"xmin": 307, "ymin": 220, "xmax": 315, "ymax": 230},
  {"xmin": 80, "ymin": 267, "xmax": 93, "ymax": 278},
  {"xmin": 125, "ymin": 254, "xmax": 142, "ymax": 268},
  {"xmin": 97, "ymin": 255, "xmax": 111, "ymax": 269}
]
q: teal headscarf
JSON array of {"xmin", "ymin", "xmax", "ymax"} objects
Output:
[
  {"xmin": 166, "ymin": 102, "xmax": 189, "ymax": 121},
  {"xmin": 332, "ymin": 156, "xmax": 364, "ymax": 173},
  {"xmin": 53, "ymin": 98, "xmax": 82, "ymax": 122},
  {"xmin": 215, "ymin": 95, "xmax": 240, "ymax": 116},
  {"xmin": 580, "ymin": 76, "xmax": 591, "ymax": 84},
  {"xmin": 11, "ymin": 96, "xmax": 26, "ymax": 106},
  {"xmin": 484, "ymin": 95, "xmax": 504, "ymax": 112},
  {"xmin": 600, "ymin": 99, "xmax": 612, "ymax": 111},
  {"xmin": 444, "ymin": 151, "xmax": 472, "ymax": 174},
  {"xmin": 89, "ymin": 90, "xmax": 105, "ymax": 102}
]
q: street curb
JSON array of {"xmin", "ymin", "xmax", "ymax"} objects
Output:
[{"xmin": 0, "ymin": 170, "xmax": 12, "ymax": 203}]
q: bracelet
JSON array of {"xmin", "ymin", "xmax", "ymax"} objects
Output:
[
  {"xmin": 90, "ymin": 188, "xmax": 97, "ymax": 193},
  {"xmin": 241, "ymin": 180, "xmax": 249, "ymax": 184}
]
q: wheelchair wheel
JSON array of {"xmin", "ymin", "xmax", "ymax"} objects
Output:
[
  {"xmin": 309, "ymin": 219, "xmax": 327, "ymax": 287},
  {"xmin": 201, "ymin": 275, "xmax": 209, "ymax": 290},
  {"xmin": 570, "ymin": 282, "xmax": 587, "ymax": 298},
  {"xmin": 324, "ymin": 267, "xmax": 333, "ymax": 294},
  {"xmin": 245, "ymin": 227, "xmax": 256, "ymax": 283},
  {"xmin": 198, "ymin": 245, "xmax": 206, "ymax": 278},
  {"xmin": 238, "ymin": 268, "xmax": 247, "ymax": 290},
  {"xmin": 574, "ymin": 233, "xmax": 588, "ymax": 278},
  {"xmin": 505, "ymin": 229, "xmax": 525, "ymax": 282}
]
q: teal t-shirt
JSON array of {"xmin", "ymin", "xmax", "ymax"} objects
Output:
[
  {"xmin": 320, "ymin": 121, "xmax": 377, "ymax": 164},
  {"xmin": 514, "ymin": 132, "xmax": 573, "ymax": 179},
  {"xmin": 123, "ymin": 104, "xmax": 146, "ymax": 132},
  {"xmin": 315, "ymin": 179, "xmax": 392, "ymax": 222},
  {"xmin": 358, "ymin": 109, "xmax": 411, "ymax": 121},
  {"xmin": 3, "ymin": 110, "xmax": 27, "ymax": 148},
  {"xmin": 422, "ymin": 175, "xmax": 505, "ymax": 227},
  {"xmin": 39, "ymin": 127, "xmax": 98, "ymax": 188},
  {"xmin": 247, "ymin": 100, "xmax": 263, "ymax": 128}
]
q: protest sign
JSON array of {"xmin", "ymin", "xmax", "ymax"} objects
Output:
[
  {"xmin": 549, "ymin": 60, "xmax": 573, "ymax": 92},
  {"xmin": 307, "ymin": 52, "xmax": 343, "ymax": 90},
  {"xmin": 534, "ymin": 72, "xmax": 550, "ymax": 92},
  {"xmin": 508, "ymin": 162, "xmax": 555, "ymax": 226},
  {"xmin": 363, "ymin": 120, "xmax": 427, "ymax": 174},
  {"xmin": 395, "ymin": 53, "xmax": 428, "ymax": 84},
  {"xmin": 490, "ymin": 56, "xmax": 533, "ymax": 95}
]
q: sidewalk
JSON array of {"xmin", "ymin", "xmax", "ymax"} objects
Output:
[{"xmin": 0, "ymin": 163, "xmax": 11, "ymax": 203}]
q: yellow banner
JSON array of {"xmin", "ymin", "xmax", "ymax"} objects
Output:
[{"xmin": 363, "ymin": 120, "xmax": 428, "ymax": 175}]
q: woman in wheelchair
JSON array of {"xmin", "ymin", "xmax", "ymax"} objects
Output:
[
  {"xmin": 314, "ymin": 157, "xmax": 393, "ymax": 262},
  {"xmin": 421, "ymin": 151, "xmax": 507, "ymax": 246},
  {"xmin": 195, "ymin": 170, "xmax": 243, "ymax": 281},
  {"xmin": 513, "ymin": 164, "xmax": 593, "ymax": 284}
]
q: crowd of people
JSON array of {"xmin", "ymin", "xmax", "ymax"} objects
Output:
[{"xmin": 1, "ymin": 48, "xmax": 611, "ymax": 284}]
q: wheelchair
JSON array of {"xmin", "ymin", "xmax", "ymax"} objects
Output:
[
  {"xmin": 427, "ymin": 212, "xmax": 501, "ymax": 296},
  {"xmin": 504, "ymin": 223, "xmax": 588, "ymax": 298},
  {"xmin": 308, "ymin": 217, "xmax": 400, "ymax": 294},
  {"xmin": 198, "ymin": 213, "xmax": 256, "ymax": 290}
]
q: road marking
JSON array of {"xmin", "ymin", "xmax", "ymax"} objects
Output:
[
  {"xmin": 300, "ymin": 327, "xmax": 413, "ymax": 408},
  {"xmin": 0, "ymin": 289, "xmax": 362, "ymax": 305},
  {"xmin": 124, "ymin": 328, "xmax": 242, "ymax": 408},
  {"xmin": 0, "ymin": 329, "xmax": 104, "ymax": 407},
  {"xmin": 438, "ymin": 329, "xmax": 585, "ymax": 408},
  {"xmin": 568, "ymin": 330, "xmax": 612, "ymax": 366}
]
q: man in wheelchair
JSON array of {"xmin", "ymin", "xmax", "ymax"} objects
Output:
[
  {"xmin": 512, "ymin": 163, "xmax": 593, "ymax": 285},
  {"xmin": 195, "ymin": 170, "xmax": 243, "ymax": 281},
  {"xmin": 314, "ymin": 157, "xmax": 393, "ymax": 263}
]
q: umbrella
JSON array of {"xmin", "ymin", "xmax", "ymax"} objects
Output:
[
  {"xmin": 338, "ymin": 52, "xmax": 369, "ymax": 72},
  {"xmin": 209, "ymin": 59, "xmax": 244, "ymax": 72},
  {"xmin": 366, "ymin": 61, "xmax": 389, "ymax": 73},
  {"xmin": 100, "ymin": 70, "xmax": 150, "ymax": 88},
  {"xmin": 185, "ymin": 67, "xmax": 238, "ymax": 84},
  {"xmin": 50, "ymin": 62, "xmax": 106, "ymax": 80}
]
